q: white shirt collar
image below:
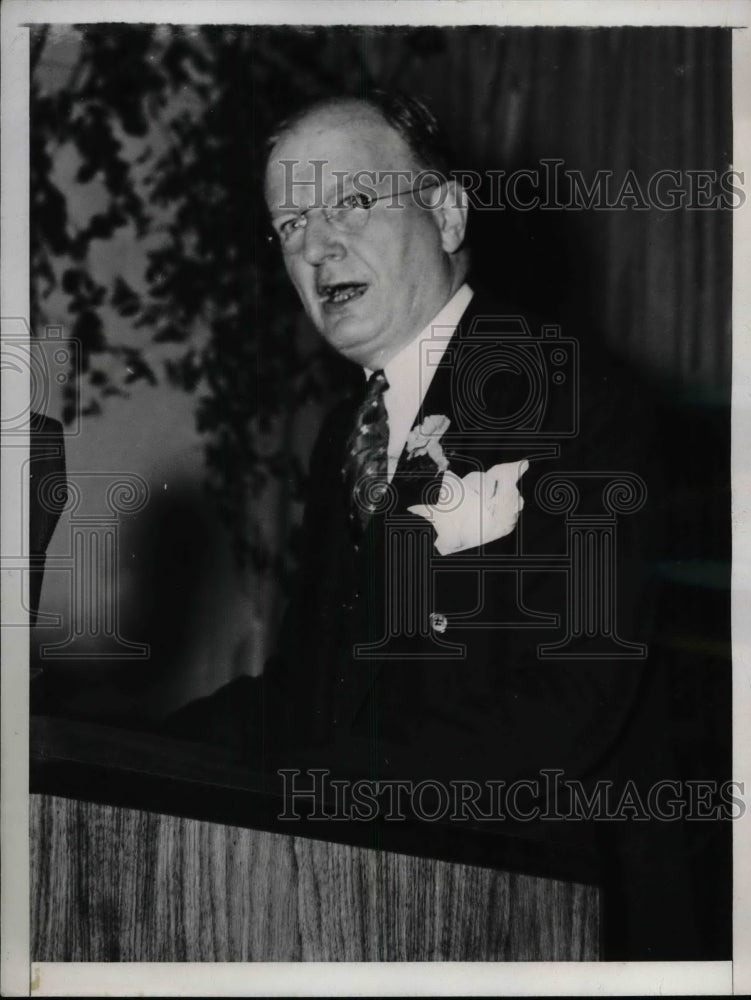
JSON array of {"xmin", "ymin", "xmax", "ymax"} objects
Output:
[{"xmin": 365, "ymin": 283, "xmax": 474, "ymax": 480}]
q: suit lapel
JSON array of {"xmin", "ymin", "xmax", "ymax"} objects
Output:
[
  {"xmin": 331, "ymin": 289, "xmax": 536, "ymax": 733},
  {"xmin": 390, "ymin": 288, "xmax": 529, "ymax": 493}
]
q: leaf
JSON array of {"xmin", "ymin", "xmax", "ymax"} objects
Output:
[
  {"xmin": 32, "ymin": 22, "xmax": 378, "ymax": 573},
  {"xmin": 110, "ymin": 276, "xmax": 141, "ymax": 317},
  {"xmin": 73, "ymin": 310, "xmax": 106, "ymax": 354},
  {"xmin": 123, "ymin": 351, "xmax": 157, "ymax": 385},
  {"xmin": 153, "ymin": 323, "xmax": 187, "ymax": 343}
]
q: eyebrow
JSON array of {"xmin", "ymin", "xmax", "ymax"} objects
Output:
[{"xmin": 268, "ymin": 175, "xmax": 369, "ymax": 216}]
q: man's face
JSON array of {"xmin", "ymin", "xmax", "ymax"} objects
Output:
[{"xmin": 264, "ymin": 104, "xmax": 463, "ymax": 369}]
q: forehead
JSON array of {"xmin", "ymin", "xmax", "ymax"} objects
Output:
[{"xmin": 264, "ymin": 104, "xmax": 419, "ymax": 211}]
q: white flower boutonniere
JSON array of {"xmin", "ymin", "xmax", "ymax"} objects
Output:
[
  {"xmin": 405, "ymin": 414, "xmax": 451, "ymax": 473},
  {"xmin": 408, "ymin": 459, "xmax": 530, "ymax": 556}
]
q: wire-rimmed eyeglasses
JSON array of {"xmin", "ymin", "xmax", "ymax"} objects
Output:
[{"xmin": 267, "ymin": 180, "xmax": 441, "ymax": 254}]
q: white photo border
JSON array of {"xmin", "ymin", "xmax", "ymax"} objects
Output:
[{"xmin": 2, "ymin": 1, "xmax": 749, "ymax": 996}]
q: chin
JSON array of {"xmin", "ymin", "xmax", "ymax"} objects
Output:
[
  {"xmin": 324, "ymin": 325, "xmax": 378, "ymax": 365},
  {"xmin": 330, "ymin": 342, "xmax": 371, "ymax": 367}
]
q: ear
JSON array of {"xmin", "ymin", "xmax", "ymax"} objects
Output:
[{"xmin": 428, "ymin": 180, "xmax": 469, "ymax": 254}]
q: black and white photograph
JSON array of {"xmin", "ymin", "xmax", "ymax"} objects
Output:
[{"xmin": 1, "ymin": 1, "xmax": 749, "ymax": 995}]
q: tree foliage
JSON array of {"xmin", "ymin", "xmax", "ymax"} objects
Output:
[{"xmin": 31, "ymin": 25, "xmax": 380, "ymax": 570}]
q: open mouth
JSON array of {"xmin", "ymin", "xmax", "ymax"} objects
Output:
[{"xmin": 318, "ymin": 282, "xmax": 368, "ymax": 306}]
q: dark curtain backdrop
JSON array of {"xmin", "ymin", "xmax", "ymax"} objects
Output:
[{"xmin": 353, "ymin": 27, "xmax": 731, "ymax": 396}]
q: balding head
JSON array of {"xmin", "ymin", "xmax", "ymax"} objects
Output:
[{"xmin": 266, "ymin": 91, "xmax": 456, "ymax": 178}]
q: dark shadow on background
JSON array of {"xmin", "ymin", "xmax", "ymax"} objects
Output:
[{"xmin": 32, "ymin": 480, "xmax": 221, "ymax": 726}]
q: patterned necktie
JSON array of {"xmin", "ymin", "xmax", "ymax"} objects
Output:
[{"xmin": 343, "ymin": 370, "xmax": 390, "ymax": 527}]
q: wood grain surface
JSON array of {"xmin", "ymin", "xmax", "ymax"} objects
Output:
[{"xmin": 31, "ymin": 794, "xmax": 600, "ymax": 961}]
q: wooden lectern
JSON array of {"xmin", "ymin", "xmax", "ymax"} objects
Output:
[{"xmin": 31, "ymin": 715, "xmax": 601, "ymax": 961}]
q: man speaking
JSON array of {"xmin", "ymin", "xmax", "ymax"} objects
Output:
[
  {"xmin": 169, "ymin": 91, "xmax": 694, "ymax": 957},
  {"xmin": 254, "ymin": 91, "xmax": 653, "ymax": 781}
]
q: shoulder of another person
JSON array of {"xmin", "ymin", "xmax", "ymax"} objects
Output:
[{"xmin": 30, "ymin": 411, "xmax": 65, "ymax": 443}]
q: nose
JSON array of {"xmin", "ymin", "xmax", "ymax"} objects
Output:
[{"xmin": 301, "ymin": 210, "xmax": 345, "ymax": 265}]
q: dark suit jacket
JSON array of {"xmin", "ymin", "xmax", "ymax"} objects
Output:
[
  {"xmin": 257, "ymin": 289, "xmax": 661, "ymax": 785},
  {"xmin": 168, "ymin": 290, "xmax": 701, "ymax": 957},
  {"xmin": 170, "ymin": 289, "xmax": 662, "ymax": 768}
]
